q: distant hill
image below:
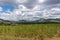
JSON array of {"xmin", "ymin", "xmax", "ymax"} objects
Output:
[{"xmin": 0, "ymin": 18, "xmax": 60, "ymax": 24}]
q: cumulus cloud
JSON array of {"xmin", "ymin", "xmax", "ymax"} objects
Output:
[
  {"xmin": 0, "ymin": 4, "xmax": 60, "ymax": 21},
  {"xmin": 0, "ymin": 0, "xmax": 15, "ymax": 5},
  {"xmin": 0, "ymin": 7, "xmax": 2, "ymax": 11},
  {"xmin": 44, "ymin": 0, "xmax": 60, "ymax": 5},
  {"xmin": 0, "ymin": 0, "xmax": 60, "ymax": 22},
  {"xmin": 0, "ymin": 5, "xmax": 42, "ymax": 21},
  {"xmin": 42, "ymin": 4, "xmax": 60, "ymax": 19}
]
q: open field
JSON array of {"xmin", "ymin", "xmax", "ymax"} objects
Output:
[{"xmin": 0, "ymin": 24, "xmax": 60, "ymax": 40}]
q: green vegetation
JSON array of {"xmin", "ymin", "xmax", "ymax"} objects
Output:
[{"xmin": 0, "ymin": 24, "xmax": 60, "ymax": 40}]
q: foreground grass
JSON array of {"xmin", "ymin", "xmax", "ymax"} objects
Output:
[{"xmin": 0, "ymin": 24, "xmax": 60, "ymax": 40}]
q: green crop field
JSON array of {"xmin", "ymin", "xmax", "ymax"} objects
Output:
[{"xmin": 0, "ymin": 24, "xmax": 60, "ymax": 40}]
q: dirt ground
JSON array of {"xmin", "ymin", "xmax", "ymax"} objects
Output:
[
  {"xmin": 44, "ymin": 37, "xmax": 60, "ymax": 40},
  {"xmin": 0, "ymin": 35, "xmax": 60, "ymax": 40}
]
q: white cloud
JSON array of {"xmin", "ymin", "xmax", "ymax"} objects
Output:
[
  {"xmin": 17, "ymin": 0, "xmax": 27, "ymax": 3},
  {"xmin": 38, "ymin": 0, "xmax": 46, "ymax": 3},
  {"xmin": 42, "ymin": 5, "xmax": 60, "ymax": 19},
  {"xmin": 0, "ymin": 2, "xmax": 60, "ymax": 22},
  {"xmin": 0, "ymin": 5, "xmax": 41, "ymax": 21},
  {"xmin": 0, "ymin": 7, "xmax": 3, "ymax": 12}
]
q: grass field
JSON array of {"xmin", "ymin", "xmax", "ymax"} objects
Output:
[{"xmin": 0, "ymin": 24, "xmax": 60, "ymax": 40}]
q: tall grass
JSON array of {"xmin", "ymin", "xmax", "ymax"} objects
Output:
[{"xmin": 0, "ymin": 24, "xmax": 60, "ymax": 40}]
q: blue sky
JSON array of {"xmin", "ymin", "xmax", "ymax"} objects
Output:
[
  {"xmin": 0, "ymin": 0, "xmax": 60, "ymax": 21},
  {"xmin": 1, "ymin": 4, "xmax": 15, "ymax": 12}
]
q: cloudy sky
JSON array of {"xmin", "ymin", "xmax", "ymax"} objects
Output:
[{"xmin": 0, "ymin": 0, "xmax": 60, "ymax": 21}]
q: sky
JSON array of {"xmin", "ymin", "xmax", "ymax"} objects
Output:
[{"xmin": 0, "ymin": 0, "xmax": 60, "ymax": 21}]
